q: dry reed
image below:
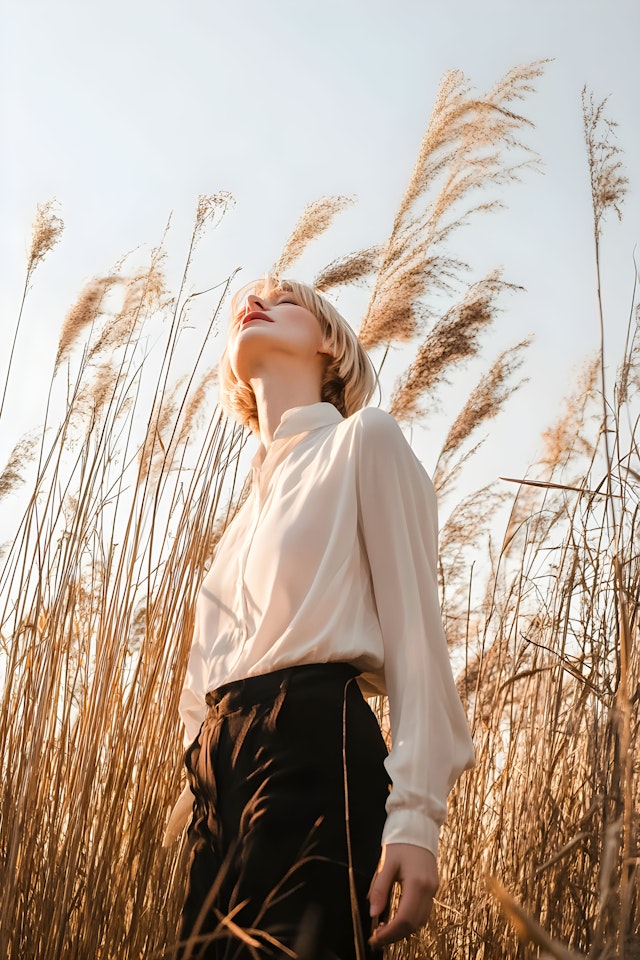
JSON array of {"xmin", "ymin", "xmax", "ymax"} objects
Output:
[
  {"xmin": 432, "ymin": 338, "xmax": 530, "ymax": 496},
  {"xmin": 582, "ymin": 88, "xmax": 628, "ymax": 237},
  {"xmin": 0, "ymin": 432, "xmax": 40, "ymax": 500},
  {"xmin": 0, "ymin": 200, "xmax": 65, "ymax": 420},
  {"xmin": 55, "ymin": 275, "xmax": 124, "ymax": 369},
  {"xmin": 273, "ymin": 195, "xmax": 355, "ymax": 276},
  {"xmin": 27, "ymin": 198, "xmax": 65, "ymax": 275},
  {"xmin": 617, "ymin": 304, "xmax": 640, "ymax": 408},
  {"xmin": 357, "ymin": 62, "xmax": 545, "ymax": 351},
  {"xmin": 313, "ymin": 245, "xmax": 383, "ymax": 292},
  {"xmin": 388, "ymin": 269, "xmax": 521, "ymax": 422},
  {"xmin": 0, "ymin": 194, "xmax": 247, "ymax": 959}
]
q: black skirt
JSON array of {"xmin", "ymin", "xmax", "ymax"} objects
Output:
[{"xmin": 174, "ymin": 662, "xmax": 391, "ymax": 960}]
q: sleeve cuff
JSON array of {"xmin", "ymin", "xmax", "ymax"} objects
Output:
[{"xmin": 381, "ymin": 809, "xmax": 440, "ymax": 859}]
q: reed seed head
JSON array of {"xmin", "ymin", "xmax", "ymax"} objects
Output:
[
  {"xmin": 55, "ymin": 276, "xmax": 122, "ymax": 370},
  {"xmin": 0, "ymin": 432, "xmax": 39, "ymax": 500},
  {"xmin": 582, "ymin": 87, "xmax": 628, "ymax": 235},
  {"xmin": 273, "ymin": 196, "xmax": 354, "ymax": 276},
  {"xmin": 313, "ymin": 245, "xmax": 383, "ymax": 293},
  {"xmin": 27, "ymin": 199, "xmax": 64, "ymax": 275},
  {"xmin": 195, "ymin": 192, "xmax": 235, "ymax": 240},
  {"xmin": 389, "ymin": 270, "xmax": 519, "ymax": 422}
]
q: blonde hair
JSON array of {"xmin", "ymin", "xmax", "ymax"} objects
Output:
[{"xmin": 218, "ymin": 275, "xmax": 377, "ymax": 434}]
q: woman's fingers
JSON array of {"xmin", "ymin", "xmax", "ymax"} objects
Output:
[
  {"xmin": 367, "ymin": 847, "xmax": 394, "ymax": 920},
  {"xmin": 367, "ymin": 843, "xmax": 439, "ymax": 948},
  {"xmin": 369, "ymin": 878, "xmax": 434, "ymax": 948}
]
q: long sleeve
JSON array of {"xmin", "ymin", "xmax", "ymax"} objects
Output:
[{"xmin": 355, "ymin": 407, "xmax": 475, "ymax": 858}]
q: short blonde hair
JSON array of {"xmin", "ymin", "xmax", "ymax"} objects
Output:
[{"xmin": 218, "ymin": 276, "xmax": 377, "ymax": 434}]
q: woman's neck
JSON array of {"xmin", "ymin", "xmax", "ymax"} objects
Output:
[{"xmin": 250, "ymin": 368, "xmax": 323, "ymax": 450}]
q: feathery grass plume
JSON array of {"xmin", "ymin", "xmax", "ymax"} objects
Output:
[
  {"xmin": 55, "ymin": 275, "xmax": 123, "ymax": 370},
  {"xmin": 582, "ymin": 88, "xmax": 628, "ymax": 236},
  {"xmin": 358, "ymin": 62, "xmax": 545, "ymax": 350},
  {"xmin": 27, "ymin": 199, "xmax": 64, "ymax": 276},
  {"xmin": 433, "ymin": 440, "xmax": 486, "ymax": 500},
  {"xmin": 433, "ymin": 339, "xmax": 530, "ymax": 492},
  {"xmin": 138, "ymin": 375, "xmax": 188, "ymax": 481},
  {"xmin": 177, "ymin": 368, "xmax": 218, "ymax": 445},
  {"xmin": 88, "ymin": 263, "xmax": 168, "ymax": 360},
  {"xmin": 313, "ymin": 245, "xmax": 383, "ymax": 292},
  {"xmin": 389, "ymin": 269, "xmax": 519, "ymax": 422},
  {"xmin": 273, "ymin": 196, "xmax": 354, "ymax": 276},
  {"xmin": 194, "ymin": 192, "xmax": 235, "ymax": 242},
  {"xmin": 500, "ymin": 354, "xmax": 600, "ymax": 561},
  {"xmin": 438, "ymin": 482, "xmax": 509, "ymax": 649},
  {"xmin": 360, "ymin": 252, "xmax": 466, "ymax": 348},
  {"xmin": 0, "ymin": 432, "xmax": 40, "ymax": 500},
  {"xmin": 73, "ymin": 362, "xmax": 121, "ymax": 426},
  {"xmin": 540, "ymin": 355, "xmax": 600, "ymax": 472},
  {"xmin": 1, "ymin": 200, "xmax": 65, "ymax": 420},
  {"xmin": 617, "ymin": 303, "xmax": 640, "ymax": 407}
]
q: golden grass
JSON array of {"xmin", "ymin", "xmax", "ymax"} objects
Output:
[
  {"xmin": 388, "ymin": 269, "xmax": 522, "ymax": 423},
  {"xmin": 313, "ymin": 245, "xmax": 383, "ymax": 293},
  {"xmin": 357, "ymin": 61, "xmax": 546, "ymax": 351},
  {"xmin": 56, "ymin": 276, "xmax": 124, "ymax": 369},
  {"xmin": 273, "ymin": 195, "xmax": 355, "ymax": 277},
  {"xmin": 0, "ymin": 200, "xmax": 65, "ymax": 421},
  {"xmin": 28, "ymin": 198, "xmax": 65, "ymax": 274},
  {"xmin": 432, "ymin": 338, "xmax": 530, "ymax": 497},
  {"xmin": 0, "ymin": 65, "xmax": 637, "ymax": 959}
]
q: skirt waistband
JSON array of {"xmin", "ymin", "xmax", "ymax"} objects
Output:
[{"xmin": 204, "ymin": 661, "xmax": 359, "ymax": 712}]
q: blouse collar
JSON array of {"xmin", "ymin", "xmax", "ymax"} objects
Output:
[
  {"xmin": 274, "ymin": 401, "xmax": 344, "ymax": 439},
  {"xmin": 251, "ymin": 402, "xmax": 344, "ymax": 470}
]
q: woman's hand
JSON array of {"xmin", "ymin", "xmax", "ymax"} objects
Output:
[{"xmin": 367, "ymin": 843, "xmax": 438, "ymax": 948}]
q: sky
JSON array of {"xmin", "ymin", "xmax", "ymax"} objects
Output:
[{"xmin": 1, "ymin": 0, "xmax": 639, "ymax": 509}]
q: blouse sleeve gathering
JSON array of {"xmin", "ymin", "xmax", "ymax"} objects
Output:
[{"xmin": 355, "ymin": 407, "xmax": 475, "ymax": 858}]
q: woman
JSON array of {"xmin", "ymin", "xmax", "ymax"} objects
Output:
[{"xmin": 163, "ymin": 276, "xmax": 475, "ymax": 960}]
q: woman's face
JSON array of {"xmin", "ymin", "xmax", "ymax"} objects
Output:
[{"xmin": 228, "ymin": 289, "xmax": 333, "ymax": 383}]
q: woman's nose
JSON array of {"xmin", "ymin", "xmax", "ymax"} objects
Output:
[{"xmin": 246, "ymin": 294, "xmax": 265, "ymax": 312}]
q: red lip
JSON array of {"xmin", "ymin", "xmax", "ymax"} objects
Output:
[{"xmin": 241, "ymin": 310, "xmax": 274, "ymax": 327}]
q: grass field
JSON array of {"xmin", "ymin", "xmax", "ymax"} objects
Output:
[{"xmin": 0, "ymin": 63, "xmax": 637, "ymax": 959}]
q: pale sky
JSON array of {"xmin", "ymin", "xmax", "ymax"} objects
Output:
[{"xmin": 1, "ymin": 0, "xmax": 639, "ymax": 500}]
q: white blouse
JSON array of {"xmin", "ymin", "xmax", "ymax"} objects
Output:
[{"xmin": 163, "ymin": 401, "xmax": 474, "ymax": 856}]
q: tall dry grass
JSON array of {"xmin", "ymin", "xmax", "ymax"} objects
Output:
[
  {"xmin": 415, "ymin": 87, "xmax": 638, "ymax": 960},
  {"xmin": 0, "ymin": 202, "xmax": 249, "ymax": 959},
  {"xmin": 0, "ymin": 63, "xmax": 637, "ymax": 959},
  {"xmin": 424, "ymin": 382, "xmax": 639, "ymax": 958}
]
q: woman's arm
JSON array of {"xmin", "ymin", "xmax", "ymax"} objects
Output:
[{"xmin": 355, "ymin": 407, "xmax": 475, "ymax": 942}]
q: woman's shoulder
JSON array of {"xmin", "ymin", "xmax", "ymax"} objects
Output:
[
  {"xmin": 344, "ymin": 405, "xmax": 409, "ymax": 450},
  {"xmin": 344, "ymin": 405, "xmax": 434, "ymax": 492}
]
